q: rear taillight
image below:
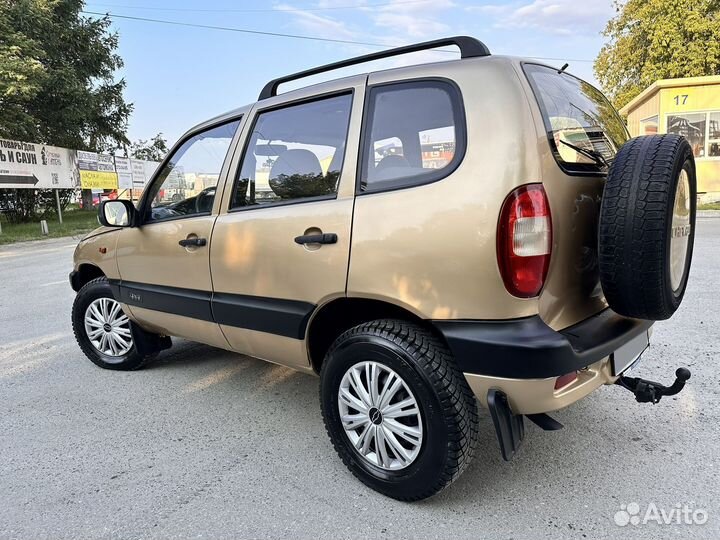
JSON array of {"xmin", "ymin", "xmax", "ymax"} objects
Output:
[
  {"xmin": 554, "ymin": 371, "xmax": 578, "ymax": 390},
  {"xmin": 497, "ymin": 184, "xmax": 552, "ymax": 298}
]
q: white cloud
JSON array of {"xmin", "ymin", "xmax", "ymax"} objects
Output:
[
  {"xmin": 276, "ymin": 3, "xmax": 360, "ymax": 41},
  {"xmin": 465, "ymin": 3, "xmax": 512, "ymax": 15},
  {"xmin": 314, "ymin": 0, "xmax": 368, "ymax": 6},
  {"xmin": 495, "ymin": 0, "xmax": 614, "ymax": 35},
  {"xmin": 279, "ymin": 0, "xmax": 459, "ymax": 47},
  {"xmin": 373, "ymin": 12, "xmax": 450, "ymax": 37},
  {"xmin": 371, "ymin": 0, "xmax": 455, "ymax": 37}
]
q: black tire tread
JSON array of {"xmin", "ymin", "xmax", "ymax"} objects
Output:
[
  {"xmin": 321, "ymin": 319, "xmax": 479, "ymax": 501},
  {"xmin": 71, "ymin": 276, "xmax": 151, "ymax": 371},
  {"xmin": 599, "ymin": 134, "xmax": 694, "ymax": 320}
]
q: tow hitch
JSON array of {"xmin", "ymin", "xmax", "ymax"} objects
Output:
[{"xmin": 616, "ymin": 367, "xmax": 691, "ymax": 404}]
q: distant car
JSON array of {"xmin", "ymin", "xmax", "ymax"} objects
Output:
[
  {"xmin": 78, "ymin": 191, "xmax": 118, "ymax": 209},
  {"xmin": 69, "ymin": 36, "xmax": 696, "ymax": 501},
  {"xmin": 78, "ymin": 194, "xmax": 101, "ymax": 209}
]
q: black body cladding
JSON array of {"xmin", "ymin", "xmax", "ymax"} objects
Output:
[{"xmin": 109, "ymin": 280, "xmax": 315, "ymax": 340}]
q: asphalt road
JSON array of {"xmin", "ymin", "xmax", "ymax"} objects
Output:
[{"xmin": 1, "ymin": 221, "xmax": 719, "ymax": 540}]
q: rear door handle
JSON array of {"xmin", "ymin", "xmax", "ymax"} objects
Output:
[
  {"xmin": 294, "ymin": 233, "xmax": 338, "ymax": 245},
  {"xmin": 178, "ymin": 237, "xmax": 207, "ymax": 247}
]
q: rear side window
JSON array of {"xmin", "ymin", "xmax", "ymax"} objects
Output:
[
  {"xmin": 524, "ymin": 63, "xmax": 628, "ymax": 175},
  {"xmin": 360, "ymin": 80, "xmax": 465, "ymax": 193},
  {"xmin": 231, "ymin": 93, "xmax": 352, "ymax": 209}
]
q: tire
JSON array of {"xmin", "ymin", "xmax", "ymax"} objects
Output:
[
  {"xmin": 71, "ymin": 277, "xmax": 154, "ymax": 370},
  {"xmin": 320, "ymin": 319, "xmax": 478, "ymax": 501},
  {"xmin": 599, "ymin": 134, "xmax": 696, "ymax": 320}
]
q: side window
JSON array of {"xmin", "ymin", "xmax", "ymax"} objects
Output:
[
  {"xmin": 361, "ymin": 81, "xmax": 464, "ymax": 193},
  {"xmin": 640, "ymin": 115, "xmax": 659, "ymax": 136},
  {"xmin": 145, "ymin": 119, "xmax": 240, "ymax": 222},
  {"xmin": 230, "ymin": 93, "xmax": 352, "ymax": 209}
]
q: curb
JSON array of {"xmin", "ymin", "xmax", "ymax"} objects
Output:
[{"xmin": 698, "ymin": 210, "xmax": 720, "ymax": 218}]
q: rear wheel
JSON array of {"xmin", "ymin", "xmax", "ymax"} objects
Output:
[
  {"xmin": 599, "ymin": 134, "xmax": 696, "ymax": 320},
  {"xmin": 71, "ymin": 277, "xmax": 155, "ymax": 370},
  {"xmin": 320, "ymin": 319, "xmax": 478, "ymax": 501}
]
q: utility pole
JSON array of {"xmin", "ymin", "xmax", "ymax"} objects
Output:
[{"xmin": 55, "ymin": 189, "xmax": 63, "ymax": 224}]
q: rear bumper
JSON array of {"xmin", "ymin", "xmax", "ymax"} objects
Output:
[
  {"xmin": 432, "ymin": 308, "xmax": 653, "ymax": 379},
  {"xmin": 432, "ymin": 308, "xmax": 653, "ymax": 414}
]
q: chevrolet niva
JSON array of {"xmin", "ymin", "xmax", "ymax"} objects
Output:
[{"xmin": 70, "ymin": 37, "xmax": 695, "ymax": 500}]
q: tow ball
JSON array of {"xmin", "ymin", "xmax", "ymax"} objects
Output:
[{"xmin": 616, "ymin": 367, "xmax": 691, "ymax": 404}]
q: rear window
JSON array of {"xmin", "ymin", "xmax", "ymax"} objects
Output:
[{"xmin": 524, "ymin": 63, "xmax": 628, "ymax": 175}]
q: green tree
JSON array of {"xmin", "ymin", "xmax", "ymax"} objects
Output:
[
  {"xmin": 0, "ymin": 0, "xmax": 132, "ymax": 222},
  {"xmin": 129, "ymin": 133, "xmax": 169, "ymax": 162},
  {"xmin": 595, "ymin": 0, "xmax": 720, "ymax": 110}
]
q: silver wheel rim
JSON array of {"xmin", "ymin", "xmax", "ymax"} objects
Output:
[
  {"xmin": 670, "ymin": 168, "xmax": 692, "ymax": 291},
  {"xmin": 84, "ymin": 298, "xmax": 133, "ymax": 357},
  {"xmin": 338, "ymin": 361, "xmax": 423, "ymax": 471}
]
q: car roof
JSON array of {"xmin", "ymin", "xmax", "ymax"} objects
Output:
[{"xmin": 179, "ymin": 36, "xmax": 565, "ymax": 141}]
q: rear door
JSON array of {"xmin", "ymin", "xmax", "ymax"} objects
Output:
[
  {"xmin": 114, "ymin": 117, "xmax": 243, "ymax": 348},
  {"xmin": 520, "ymin": 63, "xmax": 630, "ymax": 329},
  {"xmin": 211, "ymin": 76, "xmax": 365, "ymax": 370}
]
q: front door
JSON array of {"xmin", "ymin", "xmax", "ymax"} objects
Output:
[
  {"xmin": 115, "ymin": 117, "xmax": 242, "ymax": 348},
  {"xmin": 211, "ymin": 78, "xmax": 364, "ymax": 370}
]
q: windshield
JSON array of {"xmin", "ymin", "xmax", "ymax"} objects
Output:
[{"xmin": 524, "ymin": 63, "xmax": 628, "ymax": 174}]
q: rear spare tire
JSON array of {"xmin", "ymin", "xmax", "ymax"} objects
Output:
[{"xmin": 599, "ymin": 134, "xmax": 696, "ymax": 320}]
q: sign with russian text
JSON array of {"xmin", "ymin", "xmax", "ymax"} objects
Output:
[
  {"xmin": 114, "ymin": 157, "xmax": 133, "ymax": 189},
  {"xmin": 0, "ymin": 138, "xmax": 163, "ymax": 191},
  {"xmin": 0, "ymin": 139, "xmax": 79, "ymax": 189},
  {"xmin": 78, "ymin": 151, "xmax": 118, "ymax": 189}
]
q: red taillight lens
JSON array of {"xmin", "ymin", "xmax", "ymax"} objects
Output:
[
  {"xmin": 497, "ymin": 184, "xmax": 552, "ymax": 298},
  {"xmin": 554, "ymin": 371, "xmax": 578, "ymax": 390}
]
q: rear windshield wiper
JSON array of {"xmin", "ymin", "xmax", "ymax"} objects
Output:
[{"xmin": 558, "ymin": 139, "xmax": 609, "ymax": 168}]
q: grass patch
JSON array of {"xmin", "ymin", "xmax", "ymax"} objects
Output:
[
  {"xmin": 699, "ymin": 202, "xmax": 720, "ymax": 211},
  {"xmin": 0, "ymin": 210, "xmax": 99, "ymax": 245}
]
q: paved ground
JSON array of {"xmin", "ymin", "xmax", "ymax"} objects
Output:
[{"xmin": 1, "ymin": 222, "xmax": 719, "ymax": 540}]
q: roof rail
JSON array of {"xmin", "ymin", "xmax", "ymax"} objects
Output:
[{"xmin": 258, "ymin": 35, "xmax": 491, "ymax": 100}]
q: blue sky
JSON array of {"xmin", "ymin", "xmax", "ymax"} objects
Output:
[{"xmin": 83, "ymin": 0, "xmax": 617, "ymax": 145}]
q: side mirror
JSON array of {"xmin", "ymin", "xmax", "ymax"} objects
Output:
[{"xmin": 98, "ymin": 199, "xmax": 137, "ymax": 227}]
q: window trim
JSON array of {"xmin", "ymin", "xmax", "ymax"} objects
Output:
[
  {"xmin": 138, "ymin": 116, "xmax": 243, "ymax": 226},
  {"xmin": 227, "ymin": 89, "xmax": 354, "ymax": 214},
  {"xmin": 522, "ymin": 61, "xmax": 629, "ymax": 178},
  {"xmin": 356, "ymin": 77, "xmax": 467, "ymax": 196}
]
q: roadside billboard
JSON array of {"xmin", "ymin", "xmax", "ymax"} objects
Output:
[
  {"xmin": 116, "ymin": 157, "xmax": 159, "ymax": 192},
  {"xmin": 0, "ymin": 139, "xmax": 79, "ymax": 189},
  {"xmin": 114, "ymin": 156, "xmax": 133, "ymax": 189},
  {"xmin": 0, "ymin": 137, "xmax": 162, "ymax": 193},
  {"xmin": 78, "ymin": 150, "xmax": 118, "ymax": 189}
]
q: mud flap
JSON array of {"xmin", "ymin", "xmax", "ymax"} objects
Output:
[
  {"xmin": 487, "ymin": 389, "xmax": 524, "ymax": 461},
  {"xmin": 130, "ymin": 322, "xmax": 172, "ymax": 356}
]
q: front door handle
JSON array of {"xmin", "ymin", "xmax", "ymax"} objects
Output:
[
  {"xmin": 294, "ymin": 233, "xmax": 338, "ymax": 245},
  {"xmin": 178, "ymin": 237, "xmax": 207, "ymax": 247}
]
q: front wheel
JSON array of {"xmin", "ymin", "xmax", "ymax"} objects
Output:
[
  {"xmin": 71, "ymin": 277, "xmax": 154, "ymax": 370},
  {"xmin": 320, "ymin": 320, "xmax": 478, "ymax": 501}
]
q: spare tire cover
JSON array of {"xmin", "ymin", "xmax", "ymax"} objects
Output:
[{"xmin": 599, "ymin": 134, "xmax": 696, "ymax": 320}]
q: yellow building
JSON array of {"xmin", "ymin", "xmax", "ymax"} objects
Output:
[{"xmin": 620, "ymin": 75, "xmax": 720, "ymax": 197}]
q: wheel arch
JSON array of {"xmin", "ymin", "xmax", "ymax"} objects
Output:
[
  {"xmin": 306, "ymin": 297, "xmax": 448, "ymax": 374},
  {"xmin": 72, "ymin": 263, "xmax": 106, "ymax": 291}
]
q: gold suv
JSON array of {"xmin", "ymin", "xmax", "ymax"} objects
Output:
[{"xmin": 70, "ymin": 37, "xmax": 696, "ymax": 500}]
